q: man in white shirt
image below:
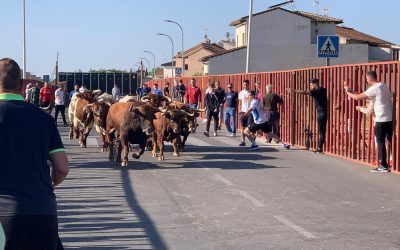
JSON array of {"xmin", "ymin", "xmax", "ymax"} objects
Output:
[
  {"xmin": 241, "ymin": 91, "xmax": 290, "ymax": 151},
  {"xmin": 25, "ymin": 83, "xmax": 33, "ymax": 102},
  {"xmin": 54, "ymin": 84, "xmax": 69, "ymax": 127},
  {"xmin": 112, "ymin": 84, "xmax": 121, "ymax": 101},
  {"xmin": 238, "ymin": 80, "xmax": 252, "ymax": 146},
  {"xmin": 345, "ymin": 71, "xmax": 393, "ymax": 172}
]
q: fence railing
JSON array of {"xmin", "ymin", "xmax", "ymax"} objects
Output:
[{"xmin": 147, "ymin": 62, "xmax": 400, "ymax": 172}]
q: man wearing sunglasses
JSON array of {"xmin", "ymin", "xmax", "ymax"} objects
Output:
[{"xmin": 224, "ymin": 84, "xmax": 238, "ymax": 137}]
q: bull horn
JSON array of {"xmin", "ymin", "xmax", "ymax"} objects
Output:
[
  {"xmin": 129, "ymin": 104, "xmax": 139, "ymax": 112},
  {"xmin": 93, "ymin": 89, "xmax": 102, "ymax": 95},
  {"xmin": 141, "ymin": 96, "xmax": 150, "ymax": 102},
  {"xmin": 195, "ymin": 108, "xmax": 207, "ymax": 112},
  {"xmin": 84, "ymin": 103, "xmax": 94, "ymax": 113},
  {"xmin": 181, "ymin": 110, "xmax": 195, "ymax": 117},
  {"xmin": 163, "ymin": 96, "xmax": 172, "ymax": 103}
]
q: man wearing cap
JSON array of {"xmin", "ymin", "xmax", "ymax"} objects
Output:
[{"xmin": 0, "ymin": 58, "xmax": 69, "ymax": 249}]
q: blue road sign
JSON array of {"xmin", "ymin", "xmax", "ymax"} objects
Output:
[
  {"xmin": 175, "ymin": 67, "xmax": 182, "ymax": 75},
  {"xmin": 317, "ymin": 35, "xmax": 339, "ymax": 58}
]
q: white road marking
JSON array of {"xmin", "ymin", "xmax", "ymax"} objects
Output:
[
  {"xmin": 186, "ymin": 137, "xmax": 213, "ymax": 147},
  {"xmin": 234, "ymin": 190, "xmax": 266, "ymax": 207},
  {"xmin": 274, "ymin": 215, "xmax": 317, "ymax": 239},
  {"xmin": 214, "ymin": 174, "xmax": 234, "ymax": 186},
  {"xmin": 86, "ymin": 137, "xmax": 99, "ymax": 147}
]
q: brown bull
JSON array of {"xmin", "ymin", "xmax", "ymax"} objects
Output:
[
  {"xmin": 68, "ymin": 90, "xmax": 101, "ymax": 147},
  {"xmin": 141, "ymin": 94, "xmax": 171, "ymax": 107},
  {"xmin": 106, "ymin": 102, "xmax": 161, "ymax": 167},
  {"xmin": 151, "ymin": 109, "xmax": 194, "ymax": 161},
  {"xmin": 84, "ymin": 101, "xmax": 112, "ymax": 152},
  {"xmin": 168, "ymin": 102, "xmax": 206, "ymax": 149}
]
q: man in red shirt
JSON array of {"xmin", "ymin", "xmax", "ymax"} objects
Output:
[
  {"xmin": 40, "ymin": 82, "xmax": 53, "ymax": 108},
  {"xmin": 185, "ymin": 78, "xmax": 201, "ymax": 109}
]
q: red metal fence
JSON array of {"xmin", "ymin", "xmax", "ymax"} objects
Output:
[{"xmin": 147, "ymin": 62, "xmax": 400, "ymax": 172}]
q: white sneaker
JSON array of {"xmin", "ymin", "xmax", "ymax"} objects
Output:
[{"xmin": 214, "ymin": 132, "xmax": 218, "ymax": 137}]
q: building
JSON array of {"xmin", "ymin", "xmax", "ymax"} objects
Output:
[
  {"xmin": 160, "ymin": 38, "xmax": 227, "ymax": 78},
  {"xmin": 203, "ymin": 7, "xmax": 399, "ymax": 75}
]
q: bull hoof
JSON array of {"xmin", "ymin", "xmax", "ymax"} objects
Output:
[
  {"xmin": 152, "ymin": 151, "xmax": 157, "ymax": 158},
  {"xmin": 101, "ymin": 148, "xmax": 106, "ymax": 152},
  {"xmin": 173, "ymin": 153, "xmax": 180, "ymax": 157},
  {"xmin": 132, "ymin": 153, "xmax": 140, "ymax": 159},
  {"xmin": 158, "ymin": 156, "xmax": 164, "ymax": 161},
  {"xmin": 121, "ymin": 161, "xmax": 128, "ymax": 167}
]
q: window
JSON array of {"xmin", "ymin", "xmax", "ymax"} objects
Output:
[{"xmin": 185, "ymin": 64, "xmax": 189, "ymax": 70}]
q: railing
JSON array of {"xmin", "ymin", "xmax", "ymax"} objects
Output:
[{"xmin": 148, "ymin": 62, "xmax": 400, "ymax": 172}]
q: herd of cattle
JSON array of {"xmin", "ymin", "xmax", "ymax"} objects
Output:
[{"xmin": 67, "ymin": 90, "xmax": 205, "ymax": 166}]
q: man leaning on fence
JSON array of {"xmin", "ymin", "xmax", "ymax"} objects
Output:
[
  {"xmin": 0, "ymin": 58, "xmax": 70, "ymax": 249},
  {"xmin": 345, "ymin": 71, "xmax": 393, "ymax": 172}
]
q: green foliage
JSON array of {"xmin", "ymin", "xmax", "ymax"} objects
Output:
[{"xmin": 88, "ymin": 68, "xmax": 129, "ymax": 73}]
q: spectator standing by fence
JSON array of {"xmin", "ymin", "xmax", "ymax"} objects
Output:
[
  {"xmin": 25, "ymin": 83, "xmax": 32, "ymax": 102},
  {"xmin": 31, "ymin": 83, "xmax": 40, "ymax": 106},
  {"xmin": 224, "ymin": 83, "xmax": 238, "ymax": 137},
  {"xmin": 152, "ymin": 83, "xmax": 163, "ymax": 96},
  {"xmin": 263, "ymin": 84, "xmax": 283, "ymax": 143},
  {"xmin": 345, "ymin": 71, "xmax": 393, "ymax": 172},
  {"xmin": 0, "ymin": 58, "xmax": 69, "ymax": 250},
  {"xmin": 185, "ymin": 78, "xmax": 201, "ymax": 109},
  {"xmin": 164, "ymin": 82, "xmax": 171, "ymax": 97},
  {"xmin": 215, "ymin": 81, "xmax": 225, "ymax": 130},
  {"xmin": 288, "ymin": 78, "xmax": 328, "ymax": 154},
  {"xmin": 40, "ymin": 82, "xmax": 53, "ymax": 109},
  {"xmin": 204, "ymin": 83, "xmax": 221, "ymax": 137},
  {"xmin": 178, "ymin": 80, "xmax": 186, "ymax": 102}
]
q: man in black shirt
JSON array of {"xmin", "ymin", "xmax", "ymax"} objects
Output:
[
  {"xmin": 0, "ymin": 58, "xmax": 70, "ymax": 249},
  {"xmin": 288, "ymin": 78, "xmax": 328, "ymax": 153},
  {"xmin": 215, "ymin": 81, "xmax": 225, "ymax": 130}
]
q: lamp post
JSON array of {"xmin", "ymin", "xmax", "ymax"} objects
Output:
[
  {"xmin": 143, "ymin": 50, "xmax": 156, "ymax": 79},
  {"xmin": 157, "ymin": 33, "xmax": 174, "ymax": 79},
  {"xmin": 164, "ymin": 20, "xmax": 184, "ymax": 77},
  {"xmin": 22, "ymin": 0, "xmax": 26, "ymax": 79},
  {"xmin": 245, "ymin": 0, "xmax": 293, "ymax": 73},
  {"xmin": 139, "ymin": 57, "xmax": 151, "ymax": 79}
]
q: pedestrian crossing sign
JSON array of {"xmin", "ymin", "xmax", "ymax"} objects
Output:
[{"xmin": 317, "ymin": 35, "xmax": 339, "ymax": 58}]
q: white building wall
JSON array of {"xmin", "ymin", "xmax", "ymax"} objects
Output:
[
  {"xmin": 310, "ymin": 22, "xmax": 337, "ymax": 43},
  {"xmin": 236, "ymin": 24, "xmax": 247, "ymax": 47},
  {"xmin": 208, "ymin": 44, "xmax": 369, "ymax": 75},
  {"xmin": 368, "ymin": 46, "xmax": 392, "ymax": 61}
]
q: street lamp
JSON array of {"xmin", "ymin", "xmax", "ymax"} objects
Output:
[
  {"xmin": 164, "ymin": 20, "xmax": 184, "ymax": 77},
  {"xmin": 143, "ymin": 50, "xmax": 156, "ymax": 79},
  {"xmin": 157, "ymin": 33, "xmax": 174, "ymax": 78},
  {"xmin": 245, "ymin": 0, "xmax": 293, "ymax": 73},
  {"xmin": 139, "ymin": 57, "xmax": 151, "ymax": 78},
  {"xmin": 22, "ymin": 0, "xmax": 26, "ymax": 79}
]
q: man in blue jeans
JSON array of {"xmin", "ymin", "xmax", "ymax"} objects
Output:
[{"xmin": 224, "ymin": 83, "xmax": 238, "ymax": 137}]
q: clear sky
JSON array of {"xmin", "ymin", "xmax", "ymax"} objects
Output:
[{"xmin": 1, "ymin": 0, "xmax": 399, "ymax": 77}]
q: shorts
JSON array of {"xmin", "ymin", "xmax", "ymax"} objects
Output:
[
  {"xmin": 239, "ymin": 112, "xmax": 253, "ymax": 128},
  {"xmin": 249, "ymin": 121, "xmax": 272, "ymax": 133}
]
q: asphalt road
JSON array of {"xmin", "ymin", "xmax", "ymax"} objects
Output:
[{"xmin": 55, "ymin": 123, "xmax": 400, "ymax": 250}]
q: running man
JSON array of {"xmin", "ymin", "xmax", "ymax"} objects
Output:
[
  {"xmin": 242, "ymin": 91, "xmax": 290, "ymax": 151},
  {"xmin": 238, "ymin": 80, "xmax": 251, "ymax": 146}
]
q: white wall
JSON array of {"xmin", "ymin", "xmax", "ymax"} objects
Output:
[
  {"xmin": 368, "ymin": 46, "xmax": 391, "ymax": 61},
  {"xmin": 236, "ymin": 24, "xmax": 247, "ymax": 47},
  {"xmin": 310, "ymin": 22, "xmax": 337, "ymax": 44},
  {"xmin": 208, "ymin": 44, "xmax": 369, "ymax": 75}
]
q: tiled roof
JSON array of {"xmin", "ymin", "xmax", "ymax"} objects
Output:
[
  {"xmin": 160, "ymin": 61, "xmax": 176, "ymax": 67},
  {"xmin": 202, "ymin": 46, "xmax": 247, "ymax": 62},
  {"xmin": 337, "ymin": 26, "xmax": 393, "ymax": 46},
  {"xmin": 176, "ymin": 43, "xmax": 227, "ymax": 58},
  {"xmin": 229, "ymin": 7, "xmax": 342, "ymax": 26}
]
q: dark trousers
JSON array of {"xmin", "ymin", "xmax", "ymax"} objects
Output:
[
  {"xmin": 55, "ymin": 105, "xmax": 67, "ymax": 124},
  {"xmin": 374, "ymin": 121, "xmax": 393, "ymax": 167},
  {"xmin": 266, "ymin": 111, "xmax": 280, "ymax": 138},
  {"xmin": 317, "ymin": 114, "xmax": 327, "ymax": 150},
  {"xmin": 0, "ymin": 215, "xmax": 63, "ymax": 250},
  {"xmin": 206, "ymin": 109, "xmax": 219, "ymax": 132}
]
